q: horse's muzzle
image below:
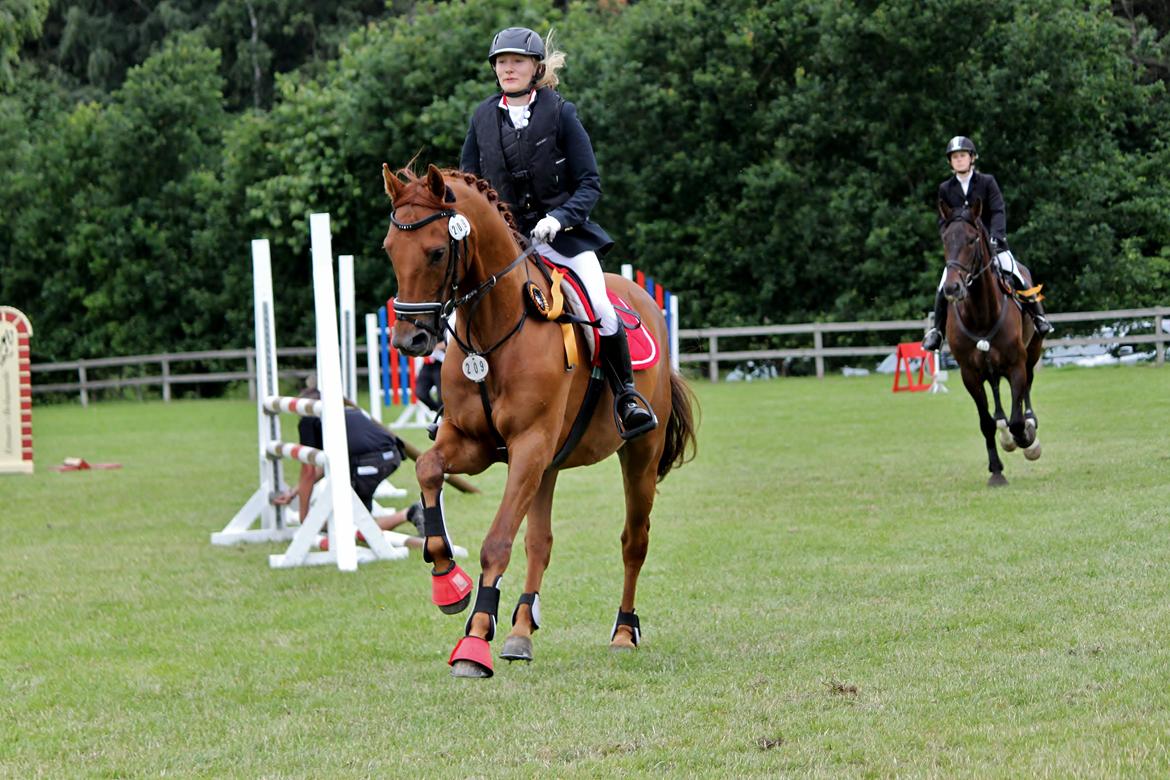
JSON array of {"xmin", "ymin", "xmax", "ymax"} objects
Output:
[
  {"xmin": 392, "ymin": 325, "xmax": 436, "ymax": 357},
  {"xmin": 943, "ymin": 281, "xmax": 967, "ymax": 303}
]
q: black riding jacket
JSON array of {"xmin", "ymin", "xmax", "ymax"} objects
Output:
[
  {"xmin": 937, "ymin": 170, "xmax": 1008, "ymax": 246},
  {"xmin": 460, "ymin": 87, "xmax": 613, "ymax": 256}
]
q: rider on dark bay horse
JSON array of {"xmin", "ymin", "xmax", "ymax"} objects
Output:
[
  {"xmin": 459, "ymin": 26, "xmax": 656, "ymax": 440},
  {"xmin": 922, "ymin": 136, "xmax": 1053, "ymax": 351}
]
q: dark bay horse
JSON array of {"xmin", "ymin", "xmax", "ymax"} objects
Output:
[
  {"xmin": 381, "ymin": 163, "xmax": 698, "ymax": 677},
  {"xmin": 938, "ymin": 199, "xmax": 1045, "ymax": 487}
]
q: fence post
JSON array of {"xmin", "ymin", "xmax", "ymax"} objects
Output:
[
  {"xmin": 814, "ymin": 326, "xmax": 824, "ymax": 379},
  {"xmin": 1156, "ymin": 312, "xmax": 1165, "ymax": 367},
  {"xmin": 78, "ymin": 363, "xmax": 88, "ymax": 407},
  {"xmin": 246, "ymin": 350, "xmax": 256, "ymax": 400},
  {"xmin": 707, "ymin": 334, "xmax": 719, "ymax": 382},
  {"xmin": 162, "ymin": 358, "xmax": 172, "ymax": 402}
]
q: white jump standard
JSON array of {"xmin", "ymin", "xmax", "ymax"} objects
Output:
[{"xmin": 212, "ymin": 213, "xmax": 410, "ymax": 571}]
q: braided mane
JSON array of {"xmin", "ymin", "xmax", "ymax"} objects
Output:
[{"xmin": 392, "ymin": 165, "xmax": 520, "ymax": 234}]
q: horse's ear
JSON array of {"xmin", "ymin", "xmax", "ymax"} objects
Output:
[
  {"xmin": 425, "ymin": 164, "xmax": 446, "ymax": 200},
  {"xmin": 382, "ymin": 163, "xmax": 401, "ymax": 203},
  {"xmin": 971, "ymin": 198, "xmax": 983, "ymax": 220},
  {"xmin": 938, "ymin": 199, "xmax": 951, "ymax": 222}
]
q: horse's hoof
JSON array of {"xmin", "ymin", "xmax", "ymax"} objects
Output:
[
  {"xmin": 450, "ymin": 660, "xmax": 492, "ymax": 678},
  {"xmin": 448, "ymin": 636, "xmax": 493, "ymax": 678},
  {"xmin": 609, "ymin": 636, "xmax": 638, "ymax": 652},
  {"xmin": 987, "ymin": 472, "xmax": 1008, "ymax": 487},
  {"xmin": 432, "ymin": 563, "xmax": 473, "ymax": 614},
  {"xmin": 500, "ymin": 635, "xmax": 533, "ymax": 663},
  {"xmin": 1024, "ymin": 440, "xmax": 1042, "ymax": 461},
  {"xmin": 437, "ymin": 592, "xmax": 471, "ymax": 615}
]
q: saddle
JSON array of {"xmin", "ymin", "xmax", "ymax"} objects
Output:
[
  {"xmin": 525, "ymin": 255, "xmax": 660, "ymax": 371},
  {"xmin": 994, "ymin": 265, "xmax": 1044, "ymax": 307}
]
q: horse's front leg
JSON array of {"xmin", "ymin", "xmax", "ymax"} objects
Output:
[
  {"xmin": 499, "ymin": 469, "xmax": 559, "ymax": 664},
  {"xmin": 1005, "ymin": 363, "xmax": 1035, "ymax": 452},
  {"xmin": 990, "ymin": 377, "xmax": 1017, "ymax": 452},
  {"xmin": 418, "ymin": 429, "xmax": 493, "ymax": 616},
  {"xmin": 450, "ymin": 431, "xmax": 555, "ymax": 678},
  {"xmin": 959, "ymin": 365, "xmax": 1006, "ymax": 487}
]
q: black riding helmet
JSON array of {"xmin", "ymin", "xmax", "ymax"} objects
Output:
[
  {"xmin": 946, "ymin": 135, "xmax": 977, "ymax": 159},
  {"xmin": 488, "ymin": 27, "xmax": 544, "ymax": 65}
]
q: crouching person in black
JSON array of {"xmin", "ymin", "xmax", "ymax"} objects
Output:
[{"xmin": 273, "ymin": 382, "xmax": 422, "ymax": 537}]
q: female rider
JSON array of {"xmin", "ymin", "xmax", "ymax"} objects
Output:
[
  {"xmin": 923, "ymin": 135, "xmax": 1053, "ymax": 351},
  {"xmin": 459, "ymin": 26, "xmax": 655, "ymax": 439}
]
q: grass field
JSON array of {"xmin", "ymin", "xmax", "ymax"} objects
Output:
[{"xmin": 3, "ymin": 365, "xmax": 1169, "ymax": 777}]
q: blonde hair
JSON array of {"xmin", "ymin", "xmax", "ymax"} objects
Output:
[{"xmin": 537, "ymin": 28, "xmax": 566, "ymax": 90}]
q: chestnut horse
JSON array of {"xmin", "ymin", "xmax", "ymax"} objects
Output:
[
  {"xmin": 938, "ymin": 199, "xmax": 1044, "ymax": 487},
  {"xmin": 381, "ymin": 163, "xmax": 698, "ymax": 677}
]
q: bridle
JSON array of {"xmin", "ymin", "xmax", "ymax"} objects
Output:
[
  {"xmin": 943, "ymin": 211, "xmax": 994, "ymax": 289},
  {"xmin": 389, "ymin": 203, "xmax": 535, "ymax": 357}
]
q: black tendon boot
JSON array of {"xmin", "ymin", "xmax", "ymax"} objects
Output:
[
  {"xmin": 921, "ymin": 288, "xmax": 948, "ymax": 351},
  {"xmin": 599, "ymin": 328, "xmax": 657, "ymax": 440},
  {"xmin": 1024, "ymin": 297, "xmax": 1054, "ymax": 337}
]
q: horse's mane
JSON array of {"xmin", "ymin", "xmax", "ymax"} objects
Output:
[{"xmin": 392, "ymin": 165, "xmax": 520, "ymax": 234}]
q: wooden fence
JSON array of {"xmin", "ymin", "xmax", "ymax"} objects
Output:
[
  {"xmin": 29, "ymin": 307, "xmax": 1168, "ymax": 404},
  {"xmin": 679, "ymin": 307, "xmax": 1167, "ymax": 380}
]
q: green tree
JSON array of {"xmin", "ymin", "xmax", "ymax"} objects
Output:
[
  {"xmin": 1, "ymin": 0, "xmax": 49, "ymax": 87},
  {"xmin": 2, "ymin": 35, "xmax": 232, "ymax": 359}
]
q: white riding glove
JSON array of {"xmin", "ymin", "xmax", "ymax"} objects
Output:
[{"xmin": 531, "ymin": 215, "xmax": 562, "ymax": 244}]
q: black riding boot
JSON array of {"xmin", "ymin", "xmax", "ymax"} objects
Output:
[
  {"xmin": 1023, "ymin": 297, "xmax": 1054, "ymax": 336},
  {"xmin": 599, "ymin": 328, "xmax": 657, "ymax": 440},
  {"xmin": 921, "ymin": 289, "xmax": 948, "ymax": 351}
]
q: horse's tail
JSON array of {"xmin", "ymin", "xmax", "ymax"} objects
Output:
[{"xmin": 657, "ymin": 371, "xmax": 699, "ymax": 482}]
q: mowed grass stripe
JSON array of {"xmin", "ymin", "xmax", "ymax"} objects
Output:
[{"xmin": 2, "ymin": 366, "xmax": 1167, "ymax": 777}]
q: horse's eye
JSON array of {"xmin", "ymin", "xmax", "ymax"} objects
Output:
[{"xmin": 428, "ymin": 247, "xmax": 445, "ymax": 265}]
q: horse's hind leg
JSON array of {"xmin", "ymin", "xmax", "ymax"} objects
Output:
[
  {"xmin": 1021, "ymin": 346, "xmax": 1042, "ymax": 460},
  {"xmin": 960, "ymin": 367, "xmax": 1007, "ymax": 487},
  {"xmin": 611, "ymin": 443, "xmax": 661, "ymax": 650},
  {"xmin": 500, "ymin": 469, "xmax": 558, "ymax": 664}
]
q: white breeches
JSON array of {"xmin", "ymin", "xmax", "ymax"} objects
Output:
[
  {"xmin": 536, "ymin": 245, "xmax": 619, "ymax": 335},
  {"xmin": 937, "ymin": 250, "xmax": 1022, "ymax": 290}
]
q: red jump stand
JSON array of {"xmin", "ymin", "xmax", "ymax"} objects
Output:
[{"xmin": 892, "ymin": 342, "xmax": 935, "ymax": 392}]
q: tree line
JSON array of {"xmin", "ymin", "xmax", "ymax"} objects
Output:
[{"xmin": 2, "ymin": 0, "xmax": 1169, "ymax": 364}]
